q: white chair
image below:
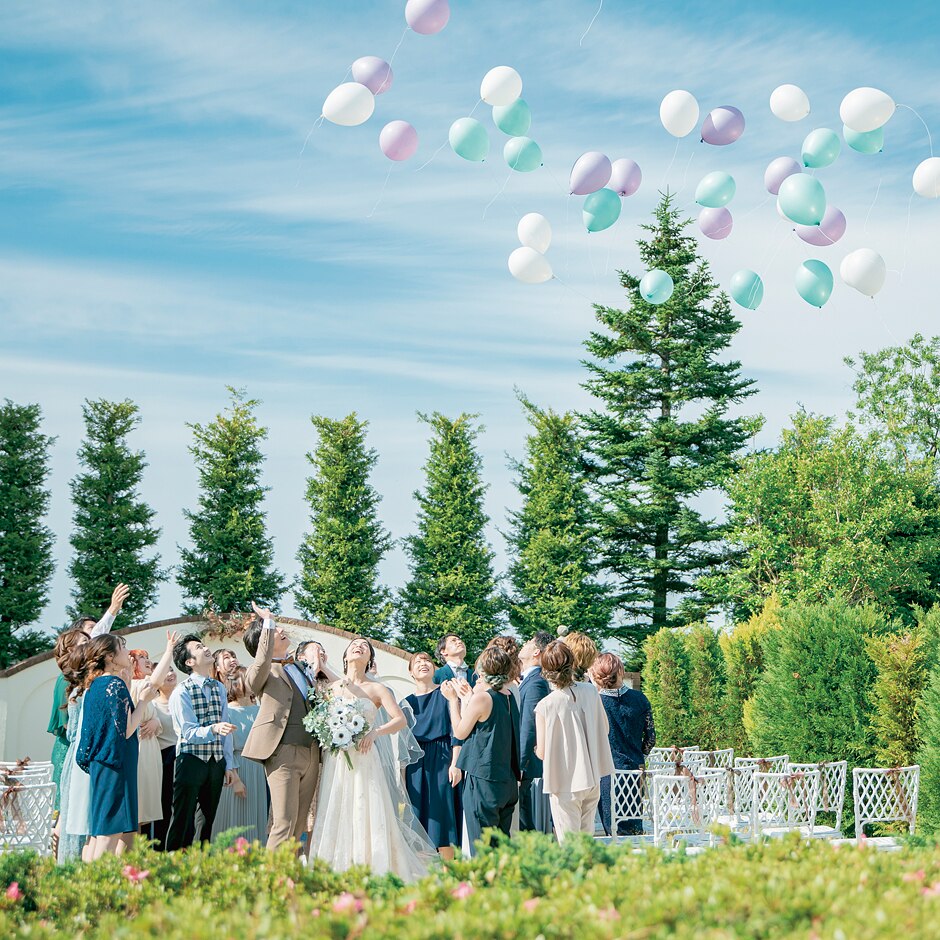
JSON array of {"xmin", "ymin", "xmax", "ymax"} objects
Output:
[
  {"xmin": 0, "ymin": 765, "xmax": 54, "ymax": 786},
  {"xmin": 608, "ymin": 769, "xmax": 653, "ymax": 842},
  {"xmin": 0, "ymin": 781, "xmax": 56, "ymax": 856},
  {"xmin": 651, "ymin": 768, "xmax": 725, "ymax": 847},
  {"xmin": 852, "ymin": 765, "xmax": 919, "ymax": 839},
  {"xmin": 750, "ymin": 770, "xmax": 820, "ymax": 838},
  {"xmin": 648, "ymin": 746, "xmax": 701, "ymax": 763},
  {"xmin": 719, "ymin": 763, "xmax": 758, "ymax": 831},
  {"xmin": 647, "ymin": 750, "xmax": 709, "ymax": 775},
  {"xmin": 790, "ymin": 761, "xmax": 847, "ymax": 837},
  {"xmin": 699, "ymin": 748, "xmax": 734, "ymax": 769},
  {"xmin": 735, "ymin": 755, "xmax": 789, "ymax": 773}
]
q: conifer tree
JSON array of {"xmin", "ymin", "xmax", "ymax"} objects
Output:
[
  {"xmin": 397, "ymin": 413, "xmax": 501, "ymax": 659},
  {"xmin": 683, "ymin": 623, "xmax": 726, "ymax": 749},
  {"xmin": 178, "ymin": 388, "xmax": 285, "ymax": 615},
  {"xmin": 868, "ymin": 629, "xmax": 926, "ymax": 767},
  {"xmin": 915, "ymin": 657, "xmax": 940, "ymax": 832},
  {"xmin": 68, "ymin": 399, "xmax": 164, "ymax": 625},
  {"xmin": 642, "ymin": 627, "xmax": 691, "ymax": 745},
  {"xmin": 295, "ymin": 413, "xmax": 392, "ymax": 640}
]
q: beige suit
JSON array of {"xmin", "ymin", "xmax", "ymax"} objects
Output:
[{"xmin": 242, "ymin": 628, "xmax": 320, "ymax": 850}]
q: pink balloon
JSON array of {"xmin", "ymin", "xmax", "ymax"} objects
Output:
[
  {"xmin": 569, "ymin": 151, "xmax": 611, "ymax": 195},
  {"xmin": 698, "ymin": 206, "xmax": 733, "ymax": 240},
  {"xmin": 701, "ymin": 105, "xmax": 745, "ymax": 146},
  {"xmin": 796, "ymin": 205, "xmax": 846, "ymax": 246},
  {"xmin": 764, "ymin": 156, "xmax": 802, "ymax": 195},
  {"xmin": 351, "ymin": 56, "xmax": 393, "ymax": 95},
  {"xmin": 380, "ymin": 120, "xmax": 418, "ymax": 161},
  {"xmin": 405, "ymin": 0, "xmax": 450, "ymax": 35},
  {"xmin": 609, "ymin": 158, "xmax": 642, "ymax": 197}
]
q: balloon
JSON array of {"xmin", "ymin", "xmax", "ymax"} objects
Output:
[
  {"xmin": 698, "ymin": 206, "xmax": 733, "ymax": 240},
  {"xmin": 517, "ymin": 213, "xmax": 552, "ymax": 253},
  {"xmin": 660, "ymin": 90, "xmax": 699, "ymax": 138},
  {"xmin": 764, "ymin": 157, "xmax": 802, "ymax": 195},
  {"xmin": 695, "ymin": 171, "xmax": 736, "ymax": 208},
  {"xmin": 913, "ymin": 157, "xmax": 940, "ymax": 198},
  {"xmin": 840, "ymin": 87, "xmax": 895, "ymax": 133},
  {"xmin": 770, "ymin": 84, "xmax": 810, "ymax": 122},
  {"xmin": 448, "ymin": 117, "xmax": 489, "ymax": 161},
  {"xmin": 729, "ymin": 270, "xmax": 764, "ymax": 310},
  {"xmin": 504, "ymin": 136, "xmax": 542, "ymax": 172},
  {"xmin": 840, "ymin": 248, "xmax": 886, "ymax": 297},
  {"xmin": 351, "ymin": 57, "xmax": 393, "ymax": 95},
  {"xmin": 844, "ymin": 125, "xmax": 884, "ymax": 154},
  {"xmin": 795, "ymin": 260, "xmax": 833, "ymax": 307},
  {"xmin": 801, "ymin": 128, "xmax": 841, "ymax": 168},
  {"xmin": 640, "ymin": 270, "xmax": 674, "ymax": 305},
  {"xmin": 379, "ymin": 121, "xmax": 418, "ymax": 161},
  {"xmin": 582, "ymin": 188, "xmax": 621, "ymax": 233},
  {"xmin": 492, "ymin": 99, "xmax": 531, "ymax": 136},
  {"xmin": 481, "ymin": 66, "xmax": 522, "ymax": 106},
  {"xmin": 777, "ymin": 174, "xmax": 826, "ymax": 225},
  {"xmin": 796, "ymin": 206, "xmax": 846, "ymax": 247},
  {"xmin": 701, "ymin": 106, "xmax": 745, "ymax": 146},
  {"xmin": 608, "ymin": 159, "xmax": 642, "ymax": 197},
  {"xmin": 569, "ymin": 151, "xmax": 611, "ymax": 195},
  {"xmin": 322, "ymin": 82, "xmax": 375, "ymax": 127},
  {"xmin": 509, "ymin": 247, "xmax": 553, "ymax": 284},
  {"xmin": 405, "ymin": 0, "xmax": 450, "ymax": 35}
]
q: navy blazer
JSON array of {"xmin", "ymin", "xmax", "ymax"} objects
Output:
[
  {"xmin": 434, "ymin": 663, "xmax": 478, "ymax": 686},
  {"xmin": 518, "ymin": 666, "xmax": 550, "ymax": 780}
]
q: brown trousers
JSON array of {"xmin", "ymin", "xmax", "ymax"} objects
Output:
[{"xmin": 264, "ymin": 742, "xmax": 320, "ymax": 850}]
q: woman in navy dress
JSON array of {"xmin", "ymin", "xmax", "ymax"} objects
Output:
[
  {"xmin": 402, "ymin": 651, "xmax": 461, "ymax": 859},
  {"xmin": 77, "ymin": 634, "xmax": 158, "ymax": 860}
]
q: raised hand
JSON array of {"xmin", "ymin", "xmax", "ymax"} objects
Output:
[
  {"xmin": 250, "ymin": 600, "xmax": 274, "ymax": 621},
  {"xmin": 166, "ymin": 630, "xmax": 182, "ymax": 650},
  {"xmin": 109, "ymin": 583, "xmax": 131, "ymax": 615}
]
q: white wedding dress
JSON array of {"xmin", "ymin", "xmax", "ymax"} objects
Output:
[{"xmin": 309, "ymin": 696, "xmax": 434, "ymax": 882}]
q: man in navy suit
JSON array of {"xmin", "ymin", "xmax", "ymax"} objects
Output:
[
  {"xmin": 433, "ymin": 633, "xmax": 477, "ymax": 686},
  {"xmin": 517, "ymin": 630, "xmax": 553, "ymax": 831}
]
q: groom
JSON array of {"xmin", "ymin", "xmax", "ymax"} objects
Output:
[{"xmin": 242, "ymin": 602, "xmax": 322, "ymax": 852}]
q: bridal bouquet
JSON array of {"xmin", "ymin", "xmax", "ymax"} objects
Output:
[{"xmin": 304, "ymin": 689, "xmax": 371, "ymax": 769}]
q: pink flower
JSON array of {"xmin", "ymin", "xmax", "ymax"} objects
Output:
[
  {"xmin": 312, "ymin": 909, "xmax": 321, "ymax": 918},
  {"xmin": 523, "ymin": 898, "xmax": 540, "ymax": 912},
  {"xmin": 285, "ymin": 877, "xmax": 295, "ymax": 891},
  {"xmin": 903, "ymin": 870, "xmax": 926, "ymax": 883},
  {"xmin": 451, "ymin": 882, "xmax": 475, "ymax": 900},
  {"xmin": 922, "ymin": 881, "xmax": 940, "ymax": 898},
  {"xmin": 403, "ymin": 899, "xmax": 418, "ymax": 914},
  {"xmin": 122, "ymin": 865, "xmax": 150, "ymax": 883},
  {"xmin": 229, "ymin": 837, "xmax": 250, "ymax": 856},
  {"xmin": 5, "ymin": 882, "xmax": 23, "ymax": 901},
  {"xmin": 333, "ymin": 892, "xmax": 364, "ymax": 913},
  {"xmin": 597, "ymin": 907, "xmax": 621, "ymax": 922}
]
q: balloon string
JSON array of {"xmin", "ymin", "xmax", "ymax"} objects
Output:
[
  {"xmin": 468, "ymin": 98, "xmax": 483, "ymax": 118},
  {"xmin": 414, "ymin": 139, "xmax": 449, "ymax": 172},
  {"xmin": 676, "ymin": 149, "xmax": 696, "ymax": 196},
  {"xmin": 579, "ymin": 0, "xmax": 603, "ymax": 46},
  {"xmin": 295, "ymin": 115, "xmax": 326, "ymax": 186},
  {"xmin": 482, "ymin": 160, "xmax": 522, "ymax": 216},
  {"xmin": 759, "ymin": 225, "xmax": 794, "ymax": 272},
  {"xmin": 564, "ymin": 193, "xmax": 571, "ymax": 282},
  {"xmin": 660, "ymin": 139, "xmax": 680, "ymax": 190},
  {"xmin": 366, "ymin": 164, "xmax": 394, "ymax": 219},
  {"xmin": 897, "ymin": 104, "xmax": 934, "ymax": 157},
  {"xmin": 553, "ymin": 274, "xmax": 595, "ymax": 304},
  {"xmin": 384, "ymin": 26, "xmax": 409, "ymax": 76},
  {"xmin": 482, "ymin": 171, "xmax": 513, "ymax": 220},
  {"xmin": 863, "ymin": 177, "xmax": 882, "ymax": 235},
  {"xmin": 738, "ymin": 194, "xmax": 771, "ymax": 223},
  {"xmin": 870, "ymin": 297, "xmax": 900, "ymax": 344}
]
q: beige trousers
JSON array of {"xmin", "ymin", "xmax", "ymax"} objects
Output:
[
  {"xmin": 549, "ymin": 784, "xmax": 601, "ymax": 843},
  {"xmin": 264, "ymin": 742, "xmax": 320, "ymax": 850}
]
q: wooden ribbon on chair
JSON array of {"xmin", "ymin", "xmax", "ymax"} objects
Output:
[
  {"xmin": 725, "ymin": 767, "xmax": 740, "ymax": 813},
  {"xmin": 886, "ymin": 767, "xmax": 913, "ymax": 825},
  {"xmin": 757, "ymin": 758, "xmax": 772, "ymax": 774},
  {"xmin": 679, "ymin": 766, "xmax": 701, "ymax": 826},
  {"xmin": 0, "ymin": 777, "xmax": 26, "ymax": 834}
]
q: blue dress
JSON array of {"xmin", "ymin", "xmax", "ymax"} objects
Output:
[
  {"xmin": 77, "ymin": 675, "xmax": 139, "ymax": 836},
  {"xmin": 403, "ymin": 688, "xmax": 460, "ymax": 849}
]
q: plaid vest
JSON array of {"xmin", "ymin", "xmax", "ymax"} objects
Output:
[{"xmin": 178, "ymin": 676, "xmax": 225, "ymax": 762}]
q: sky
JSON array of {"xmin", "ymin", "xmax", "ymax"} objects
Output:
[{"xmin": 1, "ymin": 0, "xmax": 939, "ymax": 631}]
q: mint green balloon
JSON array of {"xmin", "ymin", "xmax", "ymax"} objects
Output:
[
  {"xmin": 795, "ymin": 259, "xmax": 833, "ymax": 307},
  {"xmin": 778, "ymin": 174, "xmax": 826, "ymax": 225},
  {"xmin": 504, "ymin": 136, "xmax": 542, "ymax": 172},
  {"xmin": 639, "ymin": 269, "xmax": 674, "ymax": 305},
  {"xmin": 844, "ymin": 124, "xmax": 884, "ymax": 154},
  {"xmin": 493, "ymin": 99, "xmax": 531, "ymax": 136},
  {"xmin": 729, "ymin": 270, "xmax": 764, "ymax": 310},
  {"xmin": 582, "ymin": 188, "xmax": 621, "ymax": 232},
  {"xmin": 802, "ymin": 128, "xmax": 841, "ymax": 168},
  {"xmin": 695, "ymin": 171, "xmax": 736, "ymax": 208},
  {"xmin": 449, "ymin": 117, "xmax": 489, "ymax": 162}
]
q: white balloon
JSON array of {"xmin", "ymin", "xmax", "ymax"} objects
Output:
[
  {"xmin": 770, "ymin": 84, "xmax": 810, "ymax": 122},
  {"xmin": 508, "ymin": 246, "xmax": 553, "ymax": 284},
  {"xmin": 840, "ymin": 87, "xmax": 895, "ymax": 133},
  {"xmin": 517, "ymin": 213, "xmax": 552, "ymax": 254},
  {"xmin": 322, "ymin": 82, "xmax": 375, "ymax": 126},
  {"xmin": 660, "ymin": 90, "xmax": 699, "ymax": 138},
  {"xmin": 913, "ymin": 157, "xmax": 940, "ymax": 198},
  {"xmin": 840, "ymin": 248, "xmax": 886, "ymax": 297},
  {"xmin": 481, "ymin": 66, "xmax": 523, "ymax": 106}
]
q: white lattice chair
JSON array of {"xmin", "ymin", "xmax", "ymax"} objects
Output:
[
  {"xmin": 0, "ymin": 763, "xmax": 54, "ymax": 785},
  {"xmin": 735, "ymin": 755, "xmax": 789, "ymax": 772},
  {"xmin": 852, "ymin": 765, "xmax": 919, "ymax": 839},
  {"xmin": 698, "ymin": 748, "xmax": 735, "ymax": 769},
  {"xmin": 750, "ymin": 770, "xmax": 820, "ymax": 838},
  {"xmin": 647, "ymin": 750, "xmax": 709, "ymax": 776},
  {"xmin": 716, "ymin": 763, "xmax": 758, "ymax": 831},
  {"xmin": 607, "ymin": 769, "xmax": 654, "ymax": 842},
  {"xmin": 651, "ymin": 769, "xmax": 725, "ymax": 846},
  {"xmin": 648, "ymin": 746, "xmax": 701, "ymax": 763},
  {"xmin": 789, "ymin": 761, "xmax": 847, "ymax": 837},
  {"xmin": 0, "ymin": 781, "xmax": 56, "ymax": 856}
]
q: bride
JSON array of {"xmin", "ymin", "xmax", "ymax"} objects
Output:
[{"xmin": 309, "ymin": 637, "xmax": 435, "ymax": 881}]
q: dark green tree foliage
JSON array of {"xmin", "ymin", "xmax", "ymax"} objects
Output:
[
  {"xmin": 178, "ymin": 388, "xmax": 285, "ymax": 615},
  {"xmin": 68, "ymin": 400, "xmax": 164, "ymax": 626},
  {"xmin": 580, "ymin": 193, "xmax": 761, "ymax": 643},
  {"xmin": 682, "ymin": 623, "xmax": 726, "ymax": 749},
  {"xmin": 295, "ymin": 413, "xmax": 392, "ymax": 641},
  {"xmin": 505, "ymin": 395, "xmax": 611, "ymax": 643},
  {"xmin": 0, "ymin": 401, "xmax": 55, "ymax": 666},
  {"xmin": 915, "ymin": 658, "xmax": 940, "ymax": 833},
  {"xmin": 642, "ymin": 627, "xmax": 691, "ymax": 746},
  {"xmin": 397, "ymin": 413, "xmax": 501, "ymax": 660}
]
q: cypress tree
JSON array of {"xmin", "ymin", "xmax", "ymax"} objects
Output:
[
  {"xmin": 295, "ymin": 413, "xmax": 392, "ymax": 640},
  {"xmin": 683, "ymin": 623, "xmax": 726, "ymax": 749},
  {"xmin": 868, "ymin": 629, "xmax": 926, "ymax": 767},
  {"xmin": 915, "ymin": 658, "xmax": 940, "ymax": 832},
  {"xmin": 642, "ymin": 627, "xmax": 691, "ymax": 746}
]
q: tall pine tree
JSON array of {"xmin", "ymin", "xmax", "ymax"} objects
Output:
[
  {"xmin": 581, "ymin": 193, "xmax": 761, "ymax": 644},
  {"xmin": 69, "ymin": 399, "xmax": 164, "ymax": 626},
  {"xmin": 0, "ymin": 400, "xmax": 55, "ymax": 666},
  {"xmin": 505, "ymin": 393, "xmax": 611, "ymax": 642},
  {"xmin": 295, "ymin": 413, "xmax": 392, "ymax": 640},
  {"xmin": 397, "ymin": 412, "xmax": 501, "ymax": 659},
  {"xmin": 177, "ymin": 388, "xmax": 285, "ymax": 615}
]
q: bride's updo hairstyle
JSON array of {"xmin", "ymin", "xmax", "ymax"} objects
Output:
[
  {"xmin": 474, "ymin": 646, "xmax": 513, "ymax": 691},
  {"xmin": 343, "ymin": 637, "xmax": 377, "ymax": 674},
  {"xmin": 540, "ymin": 640, "xmax": 576, "ymax": 690}
]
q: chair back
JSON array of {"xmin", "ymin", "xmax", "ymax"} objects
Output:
[
  {"xmin": 790, "ymin": 760, "xmax": 847, "ymax": 832},
  {"xmin": 852, "ymin": 765, "xmax": 919, "ymax": 839},
  {"xmin": 608, "ymin": 769, "xmax": 653, "ymax": 840},
  {"xmin": 698, "ymin": 748, "xmax": 734, "ymax": 769},
  {"xmin": 751, "ymin": 770, "xmax": 820, "ymax": 837},
  {"xmin": 0, "ymin": 781, "xmax": 56, "ymax": 856},
  {"xmin": 735, "ymin": 755, "xmax": 789, "ymax": 772}
]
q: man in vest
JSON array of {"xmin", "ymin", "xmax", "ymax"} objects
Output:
[{"xmin": 166, "ymin": 634, "xmax": 237, "ymax": 850}]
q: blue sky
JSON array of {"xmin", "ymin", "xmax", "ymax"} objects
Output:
[{"xmin": 1, "ymin": 0, "xmax": 939, "ymax": 629}]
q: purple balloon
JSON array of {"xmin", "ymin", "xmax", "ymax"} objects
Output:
[
  {"xmin": 569, "ymin": 151, "xmax": 612, "ymax": 196},
  {"xmin": 351, "ymin": 56, "xmax": 393, "ymax": 95},
  {"xmin": 796, "ymin": 205, "xmax": 846, "ymax": 246},
  {"xmin": 764, "ymin": 156, "xmax": 802, "ymax": 195},
  {"xmin": 701, "ymin": 105, "xmax": 745, "ymax": 146},
  {"xmin": 405, "ymin": 0, "xmax": 450, "ymax": 35},
  {"xmin": 698, "ymin": 206, "xmax": 733, "ymax": 240},
  {"xmin": 379, "ymin": 120, "xmax": 418, "ymax": 161},
  {"xmin": 609, "ymin": 158, "xmax": 642, "ymax": 197}
]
